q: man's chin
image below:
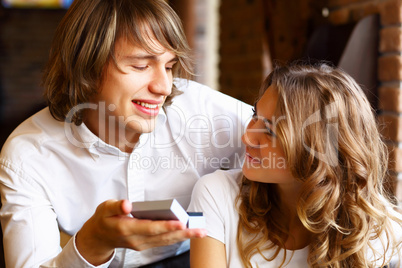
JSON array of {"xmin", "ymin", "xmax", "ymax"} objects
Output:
[{"xmin": 124, "ymin": 116, "xmax": 158, "ymax": 134}]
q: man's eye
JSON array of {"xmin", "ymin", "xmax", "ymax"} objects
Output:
[
  {"xmin": 166, "ymin": 62, "xmax": 177, "ymax": 71},
  {"xmin": 133, "ymin": 66, "xmax": 148, "ymax": 71}
]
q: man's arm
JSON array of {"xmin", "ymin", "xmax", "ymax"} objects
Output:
[
  {"xmin": 75, "ymin": 199, "xmax": 207, "ymax": 266},
  {"xmin": 0, "ymin": 164, "xmax": 206, "ymax": 267}
]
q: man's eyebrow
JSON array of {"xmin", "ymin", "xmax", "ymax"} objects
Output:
[
  {"xmin": 168, "ymin": 57, "xmax": 179, "ymax": 63},
  {"xmin": 122, "ymin": 54, "xmax": 178, "ymax": 63}
]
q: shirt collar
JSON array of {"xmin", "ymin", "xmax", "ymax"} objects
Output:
[{"xmin": 68, "ymin": 109, "xmax": 167, "ymax": 157}]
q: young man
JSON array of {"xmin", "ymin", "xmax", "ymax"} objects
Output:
[{"xmin": 0, "ymin": 0, "xmax": 251, "ymax": 267}]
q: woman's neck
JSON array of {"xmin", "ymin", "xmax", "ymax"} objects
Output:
[
  {"xmin": 284, "ymin": 217, "xmax": 311, "ymax": 250},
  {"xmin": 275, "ymin": 180, "xmax": 302, "ymax": 210},
  {"xmin": 274, "ymin": 182, "xmax": 312, "ymax": 250}
]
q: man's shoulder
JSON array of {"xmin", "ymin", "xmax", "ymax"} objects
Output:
[
  {"xmin": 0, "ymin": 107, "xmax": 66, "ymax": 160},
  {"xmin": 171, "ymin": 79, "xmax": 252, "ymax": 118},
  {"xmin": 173, "ymin": 79, "xmax": 245, "ymax": 106},
  {"xmin": 174, "ymin": 78, "xmax": 214, "ymax": 95}
]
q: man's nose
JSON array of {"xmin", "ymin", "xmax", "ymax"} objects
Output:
[{"xmin": 149, "ymin": 67, "xmax": 172, "ymax": 96}]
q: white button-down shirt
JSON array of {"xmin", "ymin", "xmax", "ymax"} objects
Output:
[{"xmin": 0, "ymin": 79, "xmax": 252, "ymax": 268}]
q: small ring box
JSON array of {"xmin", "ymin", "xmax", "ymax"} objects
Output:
[
  {"xmin": 131, "ymin": 199, "xmax": 205, "ymax": 229},
  {"xmin": 187, "ymin": 212, "xmax": 206, "ymax": 229}
]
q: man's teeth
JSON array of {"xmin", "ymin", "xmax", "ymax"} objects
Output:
[{"xmin": 134, "ymin": 101, "xmax": 158, "ymax": 109}]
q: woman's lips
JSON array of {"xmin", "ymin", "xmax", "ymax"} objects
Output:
[
  {"xmin": 245, "ymin": 152, "xmax": 261, "ymax": 164},
  {"xmin": 132, "ymin": 100, "xmax": 162, "ymax": 116}
]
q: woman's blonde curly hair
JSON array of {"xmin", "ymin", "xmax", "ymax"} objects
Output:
[{"xmin": 236, "ymin": 62, "xmax": 402, "ymax": 267}]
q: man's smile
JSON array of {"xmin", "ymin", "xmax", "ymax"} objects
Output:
[{"xmin": 132, "ymin": 99, "xmax": 163, "ymax": 116}]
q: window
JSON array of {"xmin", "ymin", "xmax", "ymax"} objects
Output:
[{"xmin": 2, "ymin": 0, "xmax": 73, "ymax": 9}]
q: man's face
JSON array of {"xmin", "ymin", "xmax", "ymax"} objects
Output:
[{"xmin": 85, "ymin": 37, "xmax": 178, "ymax": 148}]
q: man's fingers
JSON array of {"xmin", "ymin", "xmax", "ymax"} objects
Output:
[
  {"xmin": 136, "ymin": 228, "xmax": 208, "ymax": 251},
  {"xmin": 92, "ymin": 200, "xmax": 208, "ymax": 252},
  {"xmin": 100, "ymin": 199, "xmax": 131, "ymax": 217},
  {"xmin": 130, "ymin": 219, "xmax": 187, "ymax": 235},
  {"xmin": 120, "ymin": 200, "xmax": 132, "ymax": 215}
]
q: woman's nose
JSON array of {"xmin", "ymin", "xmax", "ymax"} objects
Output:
[{"xmin": 242, "ymin": 122, "xmax": 260, "ymax": 148}]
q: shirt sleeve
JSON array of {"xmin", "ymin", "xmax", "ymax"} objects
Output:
[
  {"xmin": 40, "ymin": 234, "xmax": 115, "ymax": 268},
  {"xmin": 188, "ymin": 172, "xmax": 226, "ymax": 243},
  {"xmin": 386, "ymin": 208, "xmax": 402, "ymax": 267},
  {"xmin": 0, "ymin": 160, "xmax": 114, "ymax": 268},
  {"xmin": 366, "ymin": 203, "xmax": 402, "ymax": 267},
  {"xmin": 188, "ymin": 170, "xmax": 241, "ymax": 244}
]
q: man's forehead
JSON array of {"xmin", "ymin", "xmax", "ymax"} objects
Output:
[{"xmin": 114, "ymin": 36, "xmax": 172, "ymax": 57}]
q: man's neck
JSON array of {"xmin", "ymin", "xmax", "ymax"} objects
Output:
[
  {"xmin": 84, "ymin": 116, "xmax": 141, "ymax": 153},
  {"xmin": 102, "ymin": 128, "xmax": 140, "ymax": 153}
]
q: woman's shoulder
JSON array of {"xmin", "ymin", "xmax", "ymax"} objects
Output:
[
  {"xmin": 197, "ymin": 169, "xmax": 243, "ymax": 190},
  {"xmin": 191, "ymin": 169, "xmax": 243, "ymax": 201},
  {"xmin": 388, "ymin": 207, "xmax": 402, "ymax": 237}
]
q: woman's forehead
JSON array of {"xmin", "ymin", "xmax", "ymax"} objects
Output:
[{"xmin": 257, "ymin": 86, "xmax": 279, "ymax": 119}]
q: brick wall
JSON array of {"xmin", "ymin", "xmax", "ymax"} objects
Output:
[
  {"xmin": 1, "ymin": 1, "xmax": 400, "ymax": 203},
  {"xmin": 325, "ymin": 0, "xmax": 402, "ymax": 205},
  {"xmin": 0, "ymin": 8, "xmax": 65, "ymax": 143},
  {"xmin": 218, "ymin": 0, "xmax": 266, "ymax": 105},
  {"xmin": 219, "ymin": 0, "xmax": 402, "ymax": 205},
  {"xmin": 218, "ymin": 0, "xmax": 324, "ymax": 105},
  {"xmin": 378, "ymin": 0, "xmax": 402, "ymax": 205},
  {"xmin": 170, "ymin": 0, "xmax": 218, "ymax": 89}
]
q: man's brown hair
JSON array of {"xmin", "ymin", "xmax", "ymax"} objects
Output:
[{"xmin": 43, "ymin": 0, "xmax": 192, "ymax": 125}]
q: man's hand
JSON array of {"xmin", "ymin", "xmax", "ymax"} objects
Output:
[{"xmin": 76, "ymin": 199, "xmax": 207, "ymax": 266}]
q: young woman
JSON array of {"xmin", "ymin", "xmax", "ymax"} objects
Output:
[{"xmin": 189, "ymin": 62, "xmax": 402, "ymax": 267}]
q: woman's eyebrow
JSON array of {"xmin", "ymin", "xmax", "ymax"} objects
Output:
[
  {"xmin": 263, "ymin": 118, "xmax": 274, "ymax": 126},
  {"xmin": 263, "ymin": 118, "xmax": 276, "ymax": 136},
  {"xmin": 255, "ymin": 101, "xmax": 276, "ymax": 135}
]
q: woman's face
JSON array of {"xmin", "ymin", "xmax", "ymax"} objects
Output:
[{"xmin": 242, "ymin": 86, "xmax": 295, "ymax": 185}]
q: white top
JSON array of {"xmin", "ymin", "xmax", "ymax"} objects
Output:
[
  {"xmin": 0, "ymin": 79, "xmax": 252, "ymax": 268},
  {"xmin": 188, "ymin": 169, "xmax": 402, "ymax": 268}
]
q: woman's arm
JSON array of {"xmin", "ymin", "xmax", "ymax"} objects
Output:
[
  {"xmin": 190, "ymin": 237, "xmax": 226, "ymax": 268},
  {"xmin": 188, "ymin": 170, "xmax": 243, "ymax": 268}
]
